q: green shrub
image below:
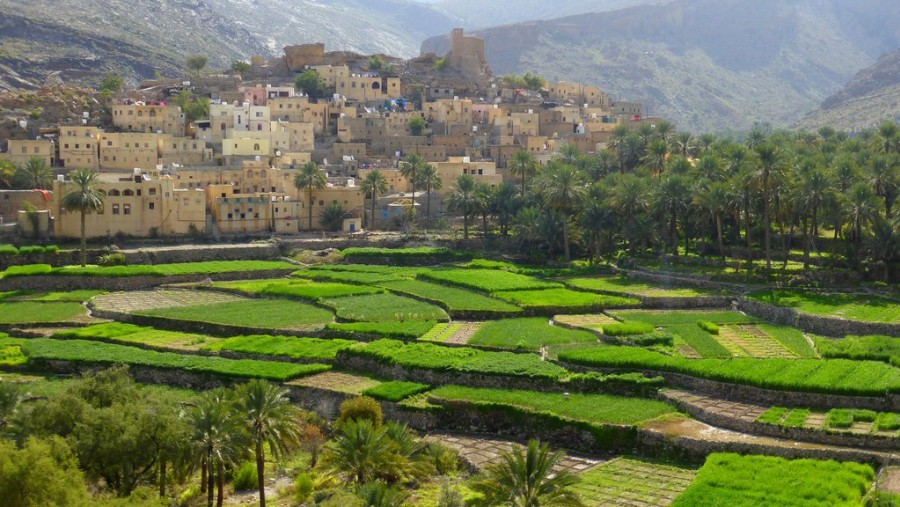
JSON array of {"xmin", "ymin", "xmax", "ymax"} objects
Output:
[
  {"xmin": 602, "ymin": 322, "xmax": 655, "ymax": 337},
  {"xmin": 17, "ymin": 245, "xmax": 43, "ymax": 255},
  {"xmin": 231, "ymin": 462, "xmax": 258, "ymax": 491},
  {"xmin": 294, "ymin": 473, "xmax": 314, "ymax": 504},
  {"xmin": 43, "ymin": 244, "xmax": 59, "ymax": 254},
  {"xmin": 97, "ymin": 253, "xmax": 127, "ymax": 266},
  {"xmin": 0, "ymin": 244, "xmax": 17, "ymax": 256},
  {"xmin": 363, "ymin": 381, "xmax": 430, "ymax": 402},
  {"xmin": 337, "ymin": 396, "xmax": 383, "ymax": 427},
  {"xmin": 697, "ymin": 320, "xmax": 719, "ymax": 334}
]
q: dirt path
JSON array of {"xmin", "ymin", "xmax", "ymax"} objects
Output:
[
  {"xmin": 444, "ymin": 321, "xmax": 483, "ymax": 345},
  {"xmin": 424, "ymin": 433, "xmax": 603, "ymax": 474}
]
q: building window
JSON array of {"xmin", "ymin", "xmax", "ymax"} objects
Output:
[
  {"xmin": 123, "ymin": 204, "xmax": 131, "ymax": 215},
  {"xmin": 227, "ymin": 213, "xmax": 233, "ymax": 220},
  {"xmin": 240, "ymin": 213, "xmax": 246, "ymax": 219},
  {"xmin": 148, "ymin": 188, "xmax": 156, "ymax": 196},
  {"xmin": 149, "ymin": 202, "xmax": 155, "ymax": 210},
  {"xmin": 112, "ymin": 204, "xmax": 120, "ymax": 215}
]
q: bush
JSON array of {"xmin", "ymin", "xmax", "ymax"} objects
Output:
[
  {"xmin": 17, "ymin": 245, "xmax": 43, "ymax": 255},
  {"xmin": 337, "ymin": 396, "xmax": 383, "ymax": 427},
  {"xmin": 697, "ymin": 320, "xmax": 719, "ymax": 334},
  {"xmin": 0, "ymin": 245, "xmax": 17, "ymax": 256},
  {"xmin": 602, "ymin": 322, "xmax": 655, "ymax": 337},
  {"xmin": 43, "ymin": 244, "xmax": 59, "ymax": 254},
  {"xmin": 294, "ymin": 473, "xmax": 314, "ymax": 504},
  {"xmin": 98, "ymin": 252, "xmax": 127, "ymax": 267},
  {"xmin": 231, "ymin": 462, "xmax": 258, "ymax": 491}
]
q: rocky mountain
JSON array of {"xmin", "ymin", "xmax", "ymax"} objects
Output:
[
  {"xmin": 429, "ymin": 0, "xmax": 663, "ymax": 29},
  {"xmin": 0, "ymin": 0, "xmax": 456, "ymax": 90},
  {"xmin": 798, "ymin": 50, "xmax": 900, "ymax": 132},
  {"xmin": 422, "ymin": 0, "xmax": 900, "ymax": 132}
]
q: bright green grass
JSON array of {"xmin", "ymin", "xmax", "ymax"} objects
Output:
[
  {"xmin": 429, "ymin": 385, "xmax": 677, "ymax": 426},
  {"xmin": 0, "ymin": 335, "xmax": 26, "ymax": 365},
  {"xmin": 137, "ymin": 299, "xmax": 334, "ymax": 329},
  {"xmin": 363, "ymin": 381, "xmax": 430, "ymax": 402},
  {"xmin": 0, "ymin": 290, "xmax": 106, "ymax": 302},
  {"xmin": 419, "ymin": 268, "xmax": 562, "ymax": 293},
  {"xmin": 21, "ymin": 338, "xmax": 329, "ymax": 381},
  {"xmin": 1, "ymin": 260, "xmax": 296, "ymax": 278},
  {"xmin": 609, "ymin": 310, "xmax": 761, "ymax": 327},
  {"xmin": 565, "ymin": 276, "xmax": 714, "ymax": 297},
  {"xmin": 468, "ymin": 318, "xmax": 597, "ymax": 351},
  {"xmin": 760, "ymin": 324, "xmax": 817, "ymax": 358},
  {"xmin": 212, "ymin": 278, "xmax": 383, "ymax": 301},
  {"xmin": 341, "ymin": 246, "xmax": 467, "ymax": 260},
  {"xmin": 348, "ymin": 339, "xmax": 568, "ymax": 380},
  {"xmin": 671, "ymin": 453, "xmax": 874, "ymax": 507},
  {"xmin": 325, "ymin": 320, "xmax": 437, "ymax": 339},
  {"xmin": 559, "ymin": 346, "xmax": 900, "ymax": 396},
  {"xmin": 377, "ymin": 279, "xmax": 522, "ymax": 313},
  {"xmin": 815, "ymin": 335, "xmax": 900, "ymax": 364},
  {"xmin": 571, "ymin": 458, "xmax": 697, "ymax": 507},
  {"xmin": 749, "ymin": 290, "xmax": 900, "ymax": 324},
  {"xmin": 758, "ymin": 407, "xmax": 810, "ymax": 428},
  {"xmin": 0, "ymin": 302, "xmax": 87, "ymax": 324},
  {"xmin": 320, "ymin": 293, "xmax": 448, "ymax": 322},
  {"xmin": 419, "ymin": 323, "xmax": 463, "ymax": 342},
  {"xmin": 52, "ymin": 324, "xmax": 214, "ymax": 349},
  {"xmin": 203, "ymin": 335, "xmax": 355, "ymax": 360},
  {"xmin": 668, "ymin": 324, "xmax": 732, "ymax": 358},
  {"xmin": 303, "ymin": 264, "xmax": 430, "ymax": 276},
  {"xmin": 492, "ymin": 288, "xmax": 638, "ymax": 309},
  {"xmin": 293, "ymin": 269, "xmax": 409, "ymax": 285},
  {"xmin": 0, "ymin": 372, "xmax": 201, "ymax": 402}
]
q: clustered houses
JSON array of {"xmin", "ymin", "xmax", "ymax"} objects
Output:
[{"xmin": 0, "ymin": 29, "xmax": 657, "ymax": 240}]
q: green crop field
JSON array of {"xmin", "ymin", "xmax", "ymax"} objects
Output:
[
  {"xmin": 565, "ymin": 276, "xmax": 714, "ymax": 297},
  {"xmin": 320, "ymin": 293, "xmax": 448, "ymax": 322},
  {"xmin": 212, "ymin": 278, "xmax": 383, "ymax": 300},
  {"xmin": 671, "ymin": 453, "xmax": 874, "ymax": 507},
  {"xmin": 468, "ymin": 318, "xmax": 597, "ymax": 351},
  {"xmin": 377, "ymin": 279, "xmax": 522, "ymax": 313},
  {"xmin": 346, "ymin": 339, "xmax": 568, "ymax": 380},
  {"xmin": 0, "ymin": 301, "xmax": 87, "ymax": 324},
  {"xmin": 325, "ymin": 320, "xmax": 438, "ymax": 339},
  {"xmin": 815, "ymin": 334, "xmax": 900, "ymax": 364},
  {"xmin": 749, "ymin": 290, "xmax": 900, "ymax": 324},
  {"xmin": 492, "ymin": 288, "xmax": 638, "ymax": 309},
  {"xmin": 429, "ymin": 385, "xmax": 677, "ymax": 426},
  {"xmin": 52, "ymin": 323, "xmax": 214, "ymax": 349},
  {"xmin": 1, "ymin": 260, "xmax": 296, "ymax": 278},
  {"xmin": 20, "ymin": 338, "xmax": 329, "ymax": 381},
  {"xmin": 419, "ymin": 268, "xmax": 562, "ymax": 292},
  {"xmin": 137, "ymin": 299, "xmax": 334, "ymax": 329},
  {"xmin": 203, "ymin": 335, "xmax": 355, "ymax": 360},
  {"xmin": 559, "ymin": 346, "xmax": 900, "ymax": 396},
  {"xmin": 363, "ymin": 380, "xmax": 430, "ymax": 402}
]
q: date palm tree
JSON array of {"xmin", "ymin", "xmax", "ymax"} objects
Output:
[
  {"xmin": 752, "ymin": 142, "xmax": 784, "ymax": 270},
  {"xmin": 187, "ymin": 389, "xmax": 245, "ymax": 507},
  {"xmin": 399, "ymin": 154, "xmax": 427, "ymax": 222},
  {"xmin": 322, "ymin": 419, "xmax": 392, "ymax": 485},
  {"xmin": 416, "ymin": 163, "xmax": 443, "ymax": 224},
  {"xmin": 60, "ymin": 169, "xmax": 105, "ymax": 267},
  {"xmin": 538, "ymin": 162, "xmax": 587, "ymax": 261},
  {"xmin": 508, "ymin": 150, "xmax": 539, "ymax": 197},
  {"xmin": 471, "ymin": 440, "xmax": 584, "ymax": 507},
  {"xmin": 294, "ymin": 161, "xmax": 327, "ymax": 231},
  {"xmin": 694, "ymin": 181, "xmax": 731, "ymax": 259},
  {"xmin": 360, "ymin": 170, "xmax": 388, "ymax": 230},
  {"xmin": 14, "ymin": 156, "xmax": 53, "ymax": 190},
  {"xmin": 447, "ymin": 174, "xmax": 481, "ymax": 240},
  {"xmin": 236, "ymin": 380, "xmax": 301, "ymax": 507}
]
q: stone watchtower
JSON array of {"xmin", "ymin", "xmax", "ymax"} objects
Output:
[{"xmin": 447, "ymin": 28, "xmax": 491, "ymax": 78}]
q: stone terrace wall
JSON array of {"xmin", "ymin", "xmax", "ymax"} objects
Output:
[{"xmin": 736, "ymin": 297, "xmax": 900, "ymax": 338}]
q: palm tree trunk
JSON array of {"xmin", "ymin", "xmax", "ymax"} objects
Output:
[
  {"xmin": 521, "ymin": 173, "xmax": 526, "ymax": 198},
  {"xmin": 216, "ymin": 462, "xmax": 224, "ymax": 507},
  {"xmin": 802, "ymin": 217, "xmax": 810, "ymax": 270},
  {"xmin": 80, "ymin": 210, "xmax": 87, "ymax": 267},
  {"xmin": 256, "ymin": 441, "xmax": 266, "ymax": 507},
  {"xmin": 201, "ymin": 458, "xmax": 207, "ymax": 494},
  {"xmin": 307, "ymin": 187, "xmax": 313, "ymax": 231},
  {"xmin": 426, "ymin": 187, "xmax": 431, "ymax": 226},
  {"xmin": 370, "ymin": 191, "xmax": 376, "ymax": 231},
  {"xmin": 158, "ymin": 457, "xmax": 166, "ymax": 497},
  {"xmin": 670, "ymin": 206, "xmax": 678, "ymax": 257},
  {"xmin": 562, "ymin": 213, "xmax": 571, "ymax": 261},
  {"xmin": 716, "ymin": 214, "xmax": 725, "ymax": 259},
  {"xmin": 206, "ymin": 457, "xmax": 214, "ymax": 507},
  {"xmin": 463, "ymin": 213, "xmax": 469, "ymax": 240},
  {"xmin": 763, "ymin": 176, "xmax": 771, "ymax": 271}
]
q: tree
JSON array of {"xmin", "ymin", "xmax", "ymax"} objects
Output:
[
  {"xmin": 0, "ymin": 436, "xmax": 90, "ymax": 507},
  {"xmin": 0, "ymin": 382, "xmax": 21, "ymax": 431},
  {"xmin": 100, "ymin": 74, "xmax": 124, "ymax": 99},
  {"xmin": 508, "ymin": 150, "xmax": 538, "ymax": 197},
  {"xmin": 323, "ymin": 419, "xmax": 392, "ymax": 485},
  {"xmin": 865, "ymin": 217, "xmax": 899, "ymax": 281},
  {"xmin": 300, "ymin": 423, "xmax": 326, "ymax": 469},
  {"xmin": 230, "ymin": 60, "xmax": 251, "ymax": 75},
  {"xmin": 60, "ymin": 169, "xmax": 105, "ymax": 267},
  {"xmin": 653, "ymin": 173, "xmax": 690, "ymax": 256},
  {"xmin": 360, "ymin": 170, "xmax": 388, "ymax": 230},
  {"xmin": 295, "ymin": 70, "xmax": 326, "ymax": 100},
  {"xmin": 320, "ymin": 201, "xmax": 347, "ymax": 232},
  {"xmin": 752, "ymin": 142, "xmax": 784, "ymax": 270},
  {"xmin": 236, "ymin": 380, "xmax": 301, "ymax": 507},
  {"xmin": 470, "ymin": 440, "xmax": 584, "ymax": 507},
  {"xmin": 294, "ymin": 161, "xmax": 327, "ymax": 231},
  {"xmin": 537, "ymin": 162, "xmax": 587, "ymax": 261},
  {"xmin": 641, "ymin": 139, "xmax": 669, "ymax": 176},
  {"xmin": 694, "ymin": 181, "xmax": 731, "ymax": 258},
  {"xmin": 408, "ymin": 116, "xmax": 427, "ymax": 136},
  {"xmin": 14, "ymin": 157, "xmax": 53, "ymax": 190},
  {"xmin": 0, "ymin": 159, "xmax": 15, "ymax": 189},
  {"xmin": 416, "ymin": 164, "xmax": 442, "ymax": 224},
  {"xmin": 187, "ymin": 390, "xmax": 245, "ymax": 507},
  {"xmin": 447, "ymin": 174, "xmax": 481, "ymax": 240},
  {"xmin": 185, "ymin": 55, "xmax": 208, "ymax": 77},
  {"xmin": 490, "ymin": 181, "xmax": 521, "ymax": 236},
  {"xmin": 399, "ymin": 154, "xmax": 427, "ymax": 222}
]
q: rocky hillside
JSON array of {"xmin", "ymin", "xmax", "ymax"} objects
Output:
[
  {"xmin": 0, "ymin": 0, "xmax": 456, "ymax": 89},
  {"xmin": 422, "ymin": 0, "xmax": 900, "ymax": 132},
  {"xmin": 429, "ymin": 0, "xmax": 661, "ymax": 29},
  {"xmin": 798, "ymin": 50, "xmax": 900, "ymax": 132}
]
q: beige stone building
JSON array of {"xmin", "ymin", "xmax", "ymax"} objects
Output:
[
  {"xmin": 336, "ymin": 75, "xmax": 401, "ymax": 103},
  {"xmin": 58, "ymin": 127, "xmax": 100, "ymax": 170},
  {"xmin": 2, "ymin": 139, "xmax": 56, "ymax": 167},
  {"xmin": 112, "ymin": 103, "xmax": 185, "ymax": 136},
  {"xmin": 98, "ymin": 133, "xmax": 160, "ymax": 172}
]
